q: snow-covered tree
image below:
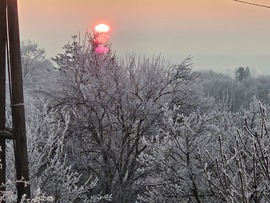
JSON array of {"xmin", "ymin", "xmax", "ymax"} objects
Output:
[
  {"xmin": 199, "ymin": 70, "xmax": 270, "ymax": 112},
  {"xmin": 5, "ymin": 100, "xmax": 101, "ymax": 202},
  {"xmin": 235, "ymin": 67, "xmax": 251, "ymax": 82},
  {"xmin": 137, "ymin": 99, "xmax": 237, "ymax": 202},
  {"xmin": 20, "ymin": 40, "xmax": 54, "ymax": 89},
  {"xmin": 50, "ymin": 33, "xmax": 202, "ymax": 202},
  {"xmin": 204, "ymin": 98, "xmax": 270, "ymax": 203}
]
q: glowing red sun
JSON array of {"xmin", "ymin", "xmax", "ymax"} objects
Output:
[{"xmin": 94, "ymin": 23, "xmax": 110, "ymax": 33}]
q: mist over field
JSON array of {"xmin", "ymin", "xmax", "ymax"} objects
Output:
[{"xmin": 192, "ymin": 54, "xmax": 270, "ymax": 76}]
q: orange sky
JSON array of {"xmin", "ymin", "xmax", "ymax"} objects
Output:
[{"xmin": 18, "ymin": 0, "xmax": 270, "ymax": 72}]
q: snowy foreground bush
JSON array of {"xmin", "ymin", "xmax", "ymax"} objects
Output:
[
  {"xmin": 4, "ymin": 101, "xmax": 112, "ymax": 202},
  {"xmin": 136, "ymin": 98, "xmax": 270, "ymax": 203}
]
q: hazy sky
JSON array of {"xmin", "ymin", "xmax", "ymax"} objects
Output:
[{"xmin": 18, "ymin": 0, "xmax": 270, "ymax": 73}]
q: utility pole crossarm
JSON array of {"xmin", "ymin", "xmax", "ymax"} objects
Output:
[{"xmin": 0, "ymin": 128, "xmax": 14, "ymax": 140}]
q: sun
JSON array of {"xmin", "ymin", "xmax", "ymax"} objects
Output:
[{"xmin": 94, "ymin": 23, "xmax": 110, "ymax": 33}]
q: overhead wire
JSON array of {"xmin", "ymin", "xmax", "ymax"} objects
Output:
[{"xmin": 233, "ymin": 0, "xmax": 270, "ymax": 8}]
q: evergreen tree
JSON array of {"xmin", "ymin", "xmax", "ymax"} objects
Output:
[{"xmin": 235, "ymin": 66, "xmax": 251, "ymax": 81}]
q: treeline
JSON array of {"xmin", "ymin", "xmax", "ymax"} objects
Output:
[
  {"xmin": 3, "ymin": 38, "xmax": 270, "ymax": 203},
  {"xmin": 200, "ymin": 69, "xmax": 270, "ymax": 112}
]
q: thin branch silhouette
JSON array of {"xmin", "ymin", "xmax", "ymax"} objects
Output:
[{"xmin": 233, "ymin": 0, "xmax": 270, "ymax": 8}]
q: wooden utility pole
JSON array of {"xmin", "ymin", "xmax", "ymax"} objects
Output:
[
  {"xmin": 0, "ymin": 0, "xmax": 31, "ymax": 202},
  {"xmin": 0, "ymin": 0, "xmax": 7, "ymax": 199}
]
